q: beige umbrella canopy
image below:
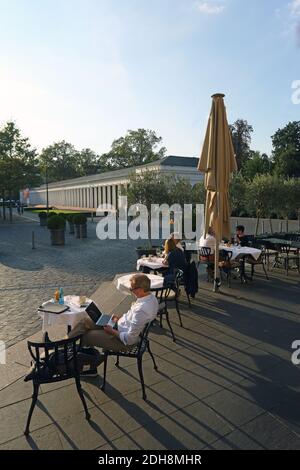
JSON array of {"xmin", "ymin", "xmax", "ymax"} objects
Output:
[{"xmin": 198, "ymin": 93, "xmax": 237, "ymax": 290}]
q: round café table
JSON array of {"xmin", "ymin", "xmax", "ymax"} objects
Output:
[
  {"xmin": 38, "ymin": 295, "xmax": 92, "ymax": 332},
  {"xmin": 115, "ymin": 273, "xmax": 164, "ymax": 295}
]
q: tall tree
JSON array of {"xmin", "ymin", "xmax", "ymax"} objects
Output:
[
  {"xmin": 76, "ymin": 148, "xmax": 104, "ymax": 176},
  {"xmin": 39, "ymin": 141, "xmax": 78, "ymax": 182},
  {"xmin": 101, "ymin": 129, "xmax": 166, "ymax": 170},
  {"xmin": 242, "ymin": 151, "xmax": 272, "ymax": 179},
  {"xmin": 229, "ymin": 119, "xmax": 253, "ymax": 170},
  {"xmin": 271, "ymin": 121, "xmax": 300, "ymax": 177},
  {"xmin": 0, "ymin": 121, "xmax": 40, "ymax": 220}
]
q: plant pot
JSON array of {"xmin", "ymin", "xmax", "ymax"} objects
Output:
[
  {"xmin": 50, "ymin": 229, "xmax": 65, "ymax": 246},
  {"xmin": 69, "ymin": 222, "xmax": 75, "ymax": 234},
  {"xmin": 40, "ymin": 218, "xmax": 47, "ymax": 227},
  {"xmin": 75, "ymin": 224, "xmax": 87, "ymax": 239},
  {"xmin": 135, "ymin": 247, "xmax": 157, "ymax": 258}
]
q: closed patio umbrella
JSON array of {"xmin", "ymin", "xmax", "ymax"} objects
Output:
[{"xmin": 198, "ymin": 93, "xmax": 237, "ymax": 291}]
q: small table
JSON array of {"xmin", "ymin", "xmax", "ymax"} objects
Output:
[
  {"xmin": 264, "ymin": 238, "xmax": 300, "ymax": 249},
  {"xmin": 136, "ymin": 256, "xmax": 166, "ymax": 272},
  {"xmin": 115, "ymin": 273, "xmax": 164, "ymax": 295},
  {"xmin": 39, "ymin": 295, "xmax": 91, "ymax": 332},
  {"xmin": 219, "ymin": 245, "xmax": 262, "ymax": 261}
]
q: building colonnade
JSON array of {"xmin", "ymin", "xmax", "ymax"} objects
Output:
[{"xmin": 28, "ymin": 183, "xmax": 127, "ymax": 211}]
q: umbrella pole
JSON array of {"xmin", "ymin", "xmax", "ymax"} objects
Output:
[{"xmin": 213, "ymin": 238, "xmax": 220, "ymax": 292}]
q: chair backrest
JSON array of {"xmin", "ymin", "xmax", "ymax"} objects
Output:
[
  {"xmin": 136, "ymin": 321, "xmax": 153, "ymax": 354},
  {"xmin": 199, "ymin": 246, "xmax": 211, "ymax": 258},
  {"xmin": 27, "ymin": 334, "xmax": 82, "ymax": 380},
  {"xmin": 279, "ymin": 244, "xmax": 290, "ymax": 254},
  {"xmin": 219, "ymin": 249, "xmax": 233, "ymax": 261}
]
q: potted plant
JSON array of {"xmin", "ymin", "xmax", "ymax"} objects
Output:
[
  {"xmin": 47, "ymin": 215, "xmax": 66, "ymax": 246},
  {"xmin": 73, "ymin": 213, "xmax": 87, "ymax": 239},
  {"xmin": 38, "ymin": 211, "xmax": 48, "ymax": 227},
  {"xmin": 66, "ymin": 214, "xmax": 75, "ymax": 234}
]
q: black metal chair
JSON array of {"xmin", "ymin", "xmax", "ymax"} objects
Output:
[
  {"xmin": 245, "ymin": 248, "xmax": 269, "ymax": 280},
  {"xmin": 153, "ymin": 270, "xmax": 185, "ymax": 341},
  {"xmin": 101, "ymin": 321, "xmax": 157, "ymax": 401},
  {"xmin": 198, "ymin": 247, "xmax": 214, "ymax": 282},
  {"xmin": 273, "ymin": 244, "xmax": 300, "ymax": 276},
  {"xmin": 218, "ymin": 250, "xmax": 240, "ymax": 286},
  {"xmin": 24, "ymin": 334, "xmax": 90, "ymax": 436}
]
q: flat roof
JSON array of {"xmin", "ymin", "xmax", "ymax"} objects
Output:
[{"xmin": 35, "ymin": 155, "xmax": 199, "ymax": 190}]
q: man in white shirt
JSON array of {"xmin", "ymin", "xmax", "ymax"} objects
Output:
[
  {"xmin": 68, "ymin": 274, "xmax": 158, "ymax": 374},
  {"xmin": 199, "ymin": 227, "xmax": 216, "ymax": 256}
]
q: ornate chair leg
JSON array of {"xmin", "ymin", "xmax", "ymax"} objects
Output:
[
  {"xmin": 147, "ymin": 343, "xmax": 158, "ymax": 370},
  {"xmin": 75, "ymin": 375, "xmax": 90, "ymax": 420},
  {"xmin": 137, "ymin": 357, "xmax": 146, "ymax": 400},
  {"xmin": 165, "ymin": 310, "xmax": 176, "ymax": 342},
  {"xmin": 101, "ymin": 353, "xmax": 108, "ymax": 391},
  {"xmin": 24, "ymin": 382, "xmax": 39, "ymax": 436}
]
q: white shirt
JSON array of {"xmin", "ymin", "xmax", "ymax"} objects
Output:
[
  {"xmin": 199, "ymin": 234, "xmax": 216, "ymax": 254},
  {"xmin": 117, "ymin": 293, "xmax": 158, "ymax": 346}
]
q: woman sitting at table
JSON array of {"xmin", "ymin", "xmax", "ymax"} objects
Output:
[
  {"xmin": 164, "ymin": 232, "xmax": 184, "ymax": 255},
  {"xmin": 163, "ymin": 242, "xmax": 187, "ymax": 274}
]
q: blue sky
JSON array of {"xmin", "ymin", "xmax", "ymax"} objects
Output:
[{"xmin": 0, "ymin": 0, "xmax": 299, "ymax": 157}]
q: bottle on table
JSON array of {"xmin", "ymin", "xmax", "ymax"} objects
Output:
[
  {"xmin": 58, "ymin": 287, "xmax": 64, "ymax": 305},
  {"xmin": 54, "ymin": 288, "xmax": 60, "ymax": 302}
]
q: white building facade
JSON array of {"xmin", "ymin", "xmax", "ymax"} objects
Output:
[{"xmin": 22, "ymin": 156, "xmax": 202, "ymax": 210}]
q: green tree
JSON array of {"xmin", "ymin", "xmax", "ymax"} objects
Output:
[
  {"xmin": 122, "ymin": 170, "xmax": 171, "ymax": 247},
  {"xmin": 242, "ymin": 151, "xmax": 271, "ymax": 179},
  {"xmin": 0, "ymin": 121, "xmax": 40, "ymax": 221},
  {"xmin": 278, "ymin": 178, "xmax": 300, "ymax": 231},
  {"xmin": 39, "ymin": 141, "xmax": 79, "ymax": 182},
  {"xmin": 229, "ymin": 173, "xmax": 248, "ymax": 216},
  {"xmin": 229, "ymin": 119, "xmax": 253, "ymax": 170},
  {"xmin": 192, "ymin": 181, "xmax": 206, "ymax": 205},
  {"xmin": 168, "ymin": 176, "xmax": 194, "ymax": 207},
  {"xmin": 271, "ymin": 121, "xmax": 300, "ymax": 177},
  {"xmin": 101, "ymin": 129, "xmax": 166, "ymax": 170},
  {"xmin": 76, "ymin": 148, "xmax": 104, "ymax": 176},
  {"xmin": 247, "ymin": 174, "xmax": 283, "ymax": 234}
]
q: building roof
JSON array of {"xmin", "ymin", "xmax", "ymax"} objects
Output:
[
  {"xmin": 160, "ymin": 155, "xmax": 199, "ymax": 168},
  {"xmin": 36, "ymin": 155, "xmax": 199, "ymax": 190}
]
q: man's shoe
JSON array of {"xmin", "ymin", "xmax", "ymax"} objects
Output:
[{"xmin": 80, "ymin": 367, "xmax": 98, "ymax": 378}]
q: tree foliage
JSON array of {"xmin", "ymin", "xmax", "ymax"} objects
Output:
[
  {"xmin": 101, "ymin": 129, "xmax": 166, "ymax": 170},
  {"xmin": 271, "ymin": 121, "xmax": 300, "ymax": 177},
  {"xmin": 229, "ymin": 119, "xmax": 253, "ymax": 170},
  {"xmin": 0, "ymin": 121, "xmax": 41, "ymax": 198}
]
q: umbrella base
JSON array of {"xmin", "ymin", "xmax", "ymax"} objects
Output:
[{"xmin": 213, "ymin": 277, "xmax": 221, "ymax": 292}]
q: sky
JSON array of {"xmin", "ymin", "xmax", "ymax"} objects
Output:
[{"xmin": 0, "ymin": 0, "xmax": 299, "ymax": 157}]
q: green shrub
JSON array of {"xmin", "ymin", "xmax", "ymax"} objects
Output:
[
  {"xmin": 38, "ymin": 211, "xmax": 47, "ymax": 219},
  {"xmin": 47, "ymin": 212, "xmax": 57, "ymax": 218},
  {"xmin": 47, "ymin": 215, "xmax": 66, "ymax": 230},
  {"xmin": 66, "ymin": 214, "xmax": 75, "ymax": 223},
  {"xmin": 73, "ymin": 214, "xmax": 87, "ymax": 225}
]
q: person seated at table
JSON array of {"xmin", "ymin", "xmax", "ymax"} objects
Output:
[
  {"xmin": 199, "ymin": 227, "xmax": 216, "ymax": 261},
  {"xmin": 164, "ymin": 232, "xmax": 183, "ymax": 255},
  {"xmin": 67, "ymin": 274, "xmax": 158, "ymax": 376},
  {"xmin": 162, "ymin": 241, "xmax": 187, "ymax": 274},
  {"xmin": 236, "ymin": 225, "xmax": 250, "ymax": 247}
]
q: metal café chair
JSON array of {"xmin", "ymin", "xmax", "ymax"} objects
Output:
[
  {"xmin": 198, "ymin": 247, "xmax": 214, "ymax": 282},
  {"xmin": 101, "ymin": 321, "xmax": 157, "ymax": 401},
  {"xmin": 24, "ymin": 334, "xmax": 90, "ymax": 436}
]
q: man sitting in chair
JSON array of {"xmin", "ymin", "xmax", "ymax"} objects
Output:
[{"xmin": 67, "ymin": 273, "xmax": 158, "ymax": 376}]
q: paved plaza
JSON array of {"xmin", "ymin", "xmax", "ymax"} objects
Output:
[
  {"xmin": 0, "ymin": 212, "xmax": 300, "ymax": 449},
  {"xmin": 0, "ymin": 211, "xmax": 141, "ymax": 347}
]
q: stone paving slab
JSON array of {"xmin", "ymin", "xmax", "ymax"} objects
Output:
[{"xmin": 0, "ymin": 242, "xmax": 300, "ymax": 449}]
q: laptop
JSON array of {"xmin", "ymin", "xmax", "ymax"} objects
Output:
[
  {"xmin": 85, "ymin": 301, "xmax": 117, "ymax": 328},
  {"xmin": 38, "ymin": 302, "xmax": 70, "ymax": 314}
]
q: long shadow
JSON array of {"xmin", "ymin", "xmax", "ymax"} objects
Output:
[{"xmin": 26, "ymin": 400, "xmax": 79, "ymax": 450}]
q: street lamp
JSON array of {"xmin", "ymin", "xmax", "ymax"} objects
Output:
[{"xmin": 45, "ymin": 165, "xmax": 49, "ymax": 214}]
